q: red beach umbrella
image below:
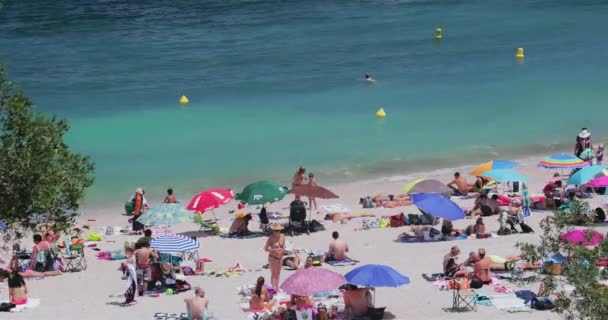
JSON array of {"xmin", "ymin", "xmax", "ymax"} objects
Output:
[{"xmin": 187, "ymin": 189, "xmax": 234, "ymax": 220}]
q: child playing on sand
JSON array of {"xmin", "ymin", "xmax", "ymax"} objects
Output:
[{"xmin": 596, "ymin": 144, "xmax": 604, "ymax": 165}]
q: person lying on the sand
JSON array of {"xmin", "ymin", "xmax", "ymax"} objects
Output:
[
  {"xmin": 343, "ymin": 284, "xmax": 373, "ymax": 318},
  {"xmin": 465, "ymin": 217, "xmax": 490, "ymax": 238},
  {"xmin": 443, "ymin": 246, "xmax": 467, "ymax": 278},
  {"xmin": 532, "ymin": 282, "xmax": 560, "ymax": 310},
  {"xmin": 324, "ymin": 231, "xmax": 349, "ymax": 262},
  {"xmin": 282, "ymin": 254, "xmax": 301, "ymax": 269},
  {"xmin": 441, "ymin": 220, "xmax": 462, "ymax": 237},
  {"xmin": 398, "ymin": 225, "xmax": 440, "ymax": 240},
  {"xmin": 464, "ymin": 251, "xmax": 541, "ymax": 271},
  {"xmin": 372, "ymin": 194, "xmax": 409, "ymax": 203},
  {"xmin": 470, "ymin": 194, "xmax": 500, "ymax": 217},
  {"xmin": 250, "ymin": 277, "xmax": 275, "ymax": 311},
  {"xmin": 324, "ymin": 212, "xmax": 376, "ymax": 222},
  {"xmin": 229, "ymin": 213, "xmax": 252, "ymax": 237},
  {"xmin": 8, "ymin": 258, "xmax": 62, "ymax": 278}
]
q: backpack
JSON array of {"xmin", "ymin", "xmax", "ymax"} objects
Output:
[
  {"xmin": 308, "ymin": 220, "xmax": 325, "ymax": 232},
  {"xmin": 520, "ymin": 222, "xmax": 534, "ymax": 233},
  {"xmin": 389, "ymin": 213, "xmax": 405, "ymax": 228}
]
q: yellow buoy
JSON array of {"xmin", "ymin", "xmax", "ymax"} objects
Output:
[
  {"xmin": 179, "ymin": 95, "xmax": 189, "ymax": 105},
  {"xmin": 516, "ymin": 48, "xmax": 525, "ymax": 59},
  {"xmin": 434, "ymin": 28, "xmax": 442, "ymax": 39},
  {"xmin": 376, "ymin": 108, "xmax": 386, "ymax": 118}
]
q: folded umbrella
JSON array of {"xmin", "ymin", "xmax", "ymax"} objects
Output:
[
  {"xmin": 411, "ymin": 193, "xmax": 464, "ymax": 221},
  {"xmin": 289, "ymin": 184, "xmax": 339, "ymax": 199}
]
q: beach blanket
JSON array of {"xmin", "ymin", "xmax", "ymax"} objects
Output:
[
  {"xmin": 422, "ymin": 273, "xmax": 446, "ymax": 282},
  {"xmin": 490, "ymin": 294, "xmax": 531, "ymax": 313},
  {"xmin": 0, "ymin": 298, "xmax": 40, "ymax": 312},
  {"xmin": 322, "ymin": 204, "xmax": 349, "ymax": 213},
  {"xmin": 398, "ymin": 237, "xmax": 444, "ymax": 243},
  {"xmin": 220, "ymin": 232, "xmax": 266, "ymax": 239},
  {"xmin": 325, "ymin": 258, "xmax": 358, "ymax": 267},
  {"xmin": 153, "ymin": 312, "xmax": 188, "ymax": 320}
]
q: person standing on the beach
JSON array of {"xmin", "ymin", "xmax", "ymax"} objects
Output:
[
  {"xmin": 574, "ymin": 128, "xmax": 592, "ymax": 157},
  {"xmin": 264, "ymin": 223, "xmax": 285, "ymax": 291},
  {"xmin": 131, "ymin": 188, "xmax": 148, "ymax": 231},
  {"xmin": 307, "ymin": 172, "xmax": 318, "ymax": 210},
  {"xmin": 596, "ymin": 144, "xmax": 604, "ymax": 165},
  {"xmin": 292, "ymin": 167, "xmax": 306, "ymax": 201},
  {"xmin": 123, "ymin": 247, "xmax": 137, "ymax": 304},
  {"xmin": 134, "ymin": 242, "xmax": 158, "ymax": 296},
  {"xmin": 184, "ymin": 287, "xmax": 208, "ymax": 320},
  {"xmin": 164, "ymin": 188, "xmax": 177, "ymax": 204}
]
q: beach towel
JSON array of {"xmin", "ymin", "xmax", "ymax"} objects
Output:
[
  {"xmin": 474, "ymin": 292, "xmax": 493, "ymax": 307},
  {"xmin": 490, "ymin": 294, "xmax": 531, "ymax": 313},
  {"xmin": 153, "ymin": 312, "xmax": 188, "ymax": 320},
  {"xmin": 325, "ymin": 258, "xmax": 359, "ymax": 266},
  {"xmin": 398, "ymin": 237, "xmax": 443, "ymax": 243},
  {"xmin": 321, "ymin": 204, "xmax": 349, "ymax": 213},
  {"xmin": 0, "ymin": 298, "xmax": 40, "ymax": 312},
  {"xmin": 220, "ymin": 232, "xmax": 266, "ymax": 239}
]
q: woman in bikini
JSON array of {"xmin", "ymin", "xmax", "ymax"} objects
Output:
[
  {"xmin": 264, "ymin": 223, "xmax": 286, "ymax": 291},
  {"xmin": 307, "ymin": 173, "xmax": 317, "ymax": 210},
  {"xmin": 292, "ymin": 167, "xmax": 306, "ymax": 201},
  {"xmin": 0, "ymin": 269, "xmax": 28, "ymax": 305},
  {"xmin": 250, "ymin": 277, "xmax": 275, "ymax": 311}
]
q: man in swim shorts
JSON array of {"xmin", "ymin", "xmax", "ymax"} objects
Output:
[
  {"xmin": 134, "ymin": 242, "xmax": 158, "ymax": 296},
  {"xmin": 447, "ymin": 172, "xmax": 474, "ymax": 196}
]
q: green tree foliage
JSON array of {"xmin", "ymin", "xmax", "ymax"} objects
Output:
[
  {"xmin": 0, "ymin": 65, "xmax": 95, "ymax": 231},
  {"xmin": 516, "ymin": 200, "xmax": 608, "ymax": 320}
]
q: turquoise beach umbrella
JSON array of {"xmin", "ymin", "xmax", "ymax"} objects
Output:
[
  {"xmin": 482, "ymin": 169, "xmax": 528, "ymax": 183},
  {"xmin": 137, "ymin": 203, "xmax": 194, "ymax": 226},
  {"xmin": 567, "ymin": 166, "xmax": 607, "ymax": 185}
]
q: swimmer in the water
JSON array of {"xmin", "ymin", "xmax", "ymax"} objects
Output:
[{"xmin": 364, "ymin": 74, "xmax": 376, "ymax": 82}]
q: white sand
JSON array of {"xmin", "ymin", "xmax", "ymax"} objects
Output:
[{"xmin": 7, "ymin": 156, "xmax": 607, "ymax": 320}]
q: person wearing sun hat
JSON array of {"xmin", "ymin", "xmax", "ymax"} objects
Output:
[
  {"xmin": 264, "ymin": 223, "xmax": 285, "ymax": 291},
  {"xmin": 575, "ymin": 128, "xmax": 593, "ymax": 158}
]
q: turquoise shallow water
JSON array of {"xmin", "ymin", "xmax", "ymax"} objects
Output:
[{"xmin": 1, "ymin": 0, "xmax": 608, "ymax": 206}]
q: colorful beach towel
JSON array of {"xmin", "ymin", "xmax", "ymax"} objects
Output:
[
  {"xmin": 153, "ymin": 312, "xmax": 188, "ymax": 320},
  {"xmin": 490, "ymin": 294, "xmax": 531, "ymax": 313}
]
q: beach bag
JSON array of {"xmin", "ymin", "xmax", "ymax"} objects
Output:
[
  {"xmin": 125, "ymin": 201, "xmax": 135, "ymax": 214},
  {"xmin": 389, "ymin": 213, "xmax": 405, "ymax": 227},
  {"xmin": 408, "ymin": 214, "xmax": 420, "ymax": 226},
  {"xmin": 362, "ymin": 197, "xmax": 374, "ymax": 208},
  {"xmin": 520, "ymin": 222, "xmax": 534, "ymax": 233},
  {"xmin": 309, "ymin": 220, "xmax": 325, "ymax": 232},
  {"xmin": 379, "ymin": 217, "xmax": 390, "ymax": 228}
]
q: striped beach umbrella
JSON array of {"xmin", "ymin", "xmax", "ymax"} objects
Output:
[
  {"xmin": 537, "ymin": 154, "xmax": 588, "ymax": 169},
  {"xmin": 150, "ymin": 234, "xmax": 200, "ymax": 253}
]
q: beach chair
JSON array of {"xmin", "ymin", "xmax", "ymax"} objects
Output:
[
  {"xmin": 193, "ymin": 213, "xmax": 220, "ymax": 234},
  {"xmin": 61, "ymin": 239, "xmax": 87, "ymax": 272},
  {"xmin": 452, "ymin": 288, "xmax": 477, "ymax": 312}
]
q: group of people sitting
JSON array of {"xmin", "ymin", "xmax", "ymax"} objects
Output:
[{"xmin": 442, "ymin": 246, "xmax": 541, "ymax": 286}]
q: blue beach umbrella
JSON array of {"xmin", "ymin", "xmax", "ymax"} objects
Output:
[
  {"xmin": 345, "ymin": 264, "xmax": 410, "ymax": 305},
  {"xmin": 150, "ymin": 234, "xmax": 200, "ymax": 253},
  {"xmin": 482, "ymin": 169, "xmax": 528, "ymax": 183},
  {"xmin": 345, "ymin": 264, "xmax": 410, "ymax": 287},
  {"xmin": 411, "ymin": 194, "xmax": 465, "ymax": 221},
  {"xmin": 567, "ymin": 166, "xmax": 607, "ymax": 185}
]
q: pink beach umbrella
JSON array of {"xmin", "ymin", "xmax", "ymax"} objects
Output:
[
  {"xmin": 280, "ymin": 268, "xmax": 346, "ymax": 296},
  {"xmin": 587, "ymin": 176, "xmax": 608, "ymax": 187},
  {"xmin": 187, "ymin": 188, "xmax": 234, "ymax": 221},
  {"xmin": 561, "ymin": 229, "xmax": 604, "ymax": 247}
]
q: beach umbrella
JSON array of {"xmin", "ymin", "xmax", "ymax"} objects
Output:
[
  {"xmin": 587, "ymin": 176, "xmax": 608, "ymax": 187},
  {"xmin": 537, "ymin": 154, "xmax": 589, "ymax": 169},
  {"xmin": 235, "ymin": 181, "xmax": 288, "ymax": 205},
  {"xmin": 469, "ymin": 160, "xmax": 518, "ymax": 176},
  {"xmin": 137, "ymin": 203, "xmax": 194, "ymax": 226},
  {"xmin": 401, "ymin": 179, "xmax": 452, "ymax": 195},
  {"xmin": 411, "ymin": 193, "xmax": 465, "ymax": 221},
  {"xmin": 561, "ymin": 229, "xmax": 604, "ymax": 247},
  {"xmin": 567, "ymin": 166, "xmax": 607, "ymax": 185},
  {"xmin": 481, "ymin": 169, "xmax": 528, "ymax": 183},
  {"xmin": 187, "ymin": 188, "xmax": 234, "ymax": 212},
  {"xmin": 345, "ymin": 264, "xmax": 410, "ymax": 287},
  {"xmin": 289, "ymin": 184, "xmax": 339, "ymax": 199},
  {"xmin": 345, "ymin": 264, "xmax": 410, "ymax": 305},
  {"xmin": 280, "ymin": 268, "xmax": 346, "ymax": 296},
  {"xmin": 150, "ymin": 234, "xmax": 200, "ymax": 253}
]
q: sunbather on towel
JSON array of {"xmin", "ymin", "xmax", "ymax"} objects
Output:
[
  {"xmin": 324, "ymin": 212, "xmax": 376, "ymax": 222},
  {"xmin": 282, "ymin": 254, "xmax": 301, "ymax": 269},
  {"xmin": 447, "ymin": 172, "xmax": 476, "ymax": 196},
  {"xmin": 8, "ymin": 258, "xmax": 62, "ymax": 278},
  {"xmin": 532, "ymin": 282, "xmax": 560, "ymax": 310},
  {"xmin": 398, "ymin": 225, "xmax": 439, "ymax": 240},
  {"xmin": 323, "ymin": 231, "xmax": 349, "ymax": 262},
  {"xmin": 465, "ymin": 251, "xmax": 541, "ymax": 271}
]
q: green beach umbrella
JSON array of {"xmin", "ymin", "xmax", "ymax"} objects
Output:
[
  {"xmin": 236, "ymin": 181, "xmax": 288, "ymax": 205},
  {"xmin": 137, "ymin": 203, "xmax": 194, "ymax": 226}
]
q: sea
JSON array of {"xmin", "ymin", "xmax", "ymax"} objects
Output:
[{"xmin": 1, "ymin": 0, "xmax": 607, "ymax": 207}]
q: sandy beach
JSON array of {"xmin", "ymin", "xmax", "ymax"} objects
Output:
[{"xmin": 3, "ymin": 155, "xmax": 606, "ymax": 320}]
